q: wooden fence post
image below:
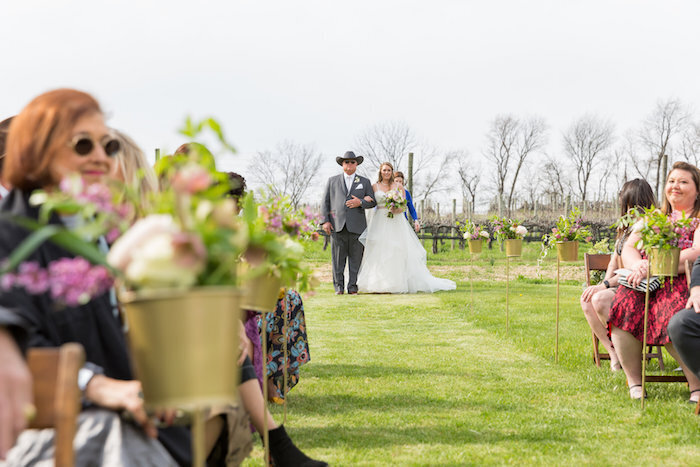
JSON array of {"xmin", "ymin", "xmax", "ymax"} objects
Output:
[
  {"xmin": 408, "ymin": 152, "xmax": 414, "ymax": 195},
  {"xmin": 451, "ymin": 199, "xmax": 456, "ymax": 250}
]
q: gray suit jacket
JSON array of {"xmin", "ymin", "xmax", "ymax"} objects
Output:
[{"xmin": 322, "ymin": 173, "xmax": 376, "ymax": 234}]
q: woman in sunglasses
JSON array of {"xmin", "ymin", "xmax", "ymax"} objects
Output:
[{"xmin": 0, "ymin": 89, "xmax": 206, "ymax": 465}]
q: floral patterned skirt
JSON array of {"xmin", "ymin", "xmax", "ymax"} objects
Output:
[
  {"xmin": 608, "ymin": 274, "xmax": 689, "ymax": 345},
  {"xmin": 244, "ymin": 289, "xmax": 310, "ymax": 402}
]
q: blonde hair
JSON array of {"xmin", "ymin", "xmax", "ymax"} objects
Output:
[{"xmin": 113, "ymin": 130, "xmax": 159, "ymax": 209}]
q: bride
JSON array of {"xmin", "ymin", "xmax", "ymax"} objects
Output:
[{"xmin": 357, "ymin": 162, "xmax": 456, "ymax": 294}]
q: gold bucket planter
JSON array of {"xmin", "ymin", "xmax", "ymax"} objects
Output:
[
  {"xmin": 468, "ymin": 239, "xmax": 483, "ymax": 254},
  {"xmin": 242, "ymin": 273, "xmax": 283, "ymax": 312},
  {"xmin": 556, "ymin": 241, "xmax": 578, "ymax": 262},
  {"xmin": 505, "ymin": 238, "xmax": 522, "ymax": 257},
  {"xmin": 649, "ymin": 246, "xmax": 680, "ymax": 277},
  {"xmin": 120, "ymin": 287, "xmax": 241, "ymax": 410}
]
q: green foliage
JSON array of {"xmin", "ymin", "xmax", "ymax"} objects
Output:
[{"xmin": 634, "ymin": 207, "xmax": 699, "ymax": 253}]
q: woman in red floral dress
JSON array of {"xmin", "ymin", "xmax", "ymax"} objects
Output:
[{"xmin": 609, "ymin": 162, "xmax": 700, "ymax": 401}]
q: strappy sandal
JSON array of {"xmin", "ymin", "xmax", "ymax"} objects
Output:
[
  {"xmin": 688, "ymin": 389, "xmax": 700, "ymax": 404},
  {"xmin": 629, "ymin": 384, "xmax": 647, "ymax": 400}
]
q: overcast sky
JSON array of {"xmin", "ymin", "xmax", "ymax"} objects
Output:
[{"xmin": 2, "ymin": 0, "xmax": 700, "ymax": 205}]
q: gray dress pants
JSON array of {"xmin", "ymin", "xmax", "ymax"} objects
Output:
[
  {"xmin": 331, "ymin": 226, "xmax": 363, "ymax": 293},
  {"xmin": 668, "ymin": 308, "xmax": 700, "ymax": 380}
]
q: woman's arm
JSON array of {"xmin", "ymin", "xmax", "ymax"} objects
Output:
[
  {"xmin": 0, "ymin": 328, "xmax": 32, "ymax": 460},
  {"xmin": 603, "ymin": 252, "xmax": 619, "ymax": 286},
  {"xmin": 405, "ymin": 189, "xmax": 418, "ymax": 221},
  {"xmin": 621, "ymin": 232, "xmax": 649, "ymax": 288}
]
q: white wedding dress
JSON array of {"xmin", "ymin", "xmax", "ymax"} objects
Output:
[{"xmin": 357, "ymin": 190, "xmax": 456, "ymax": 294}]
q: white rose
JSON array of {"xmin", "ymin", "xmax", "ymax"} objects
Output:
[
  {"xmin": 125, "ymin": 233, "xmax": 200, "ymax": 288},
  {"xmin": 108, "ymin": 215, "xmax": 178, "ymax": 271},
  {"xmin": 480, "ymin": 230, "xmax": 490, "ymax": 239},
  {"xmin": 515, "ymin": 225, "xmax": 528, "ymax": 237},
  {"xmin": 463, "ymin": 232, "xmax": 470, "ymax": 240}
]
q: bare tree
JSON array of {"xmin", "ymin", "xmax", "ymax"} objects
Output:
[
  {"xmin": 562, "ymin": 114, "xmax": 615, "ymax": 207},
  {"xmin": 456, "ymin": 151, "xmax": 481, "ymax": 214},
  {"xmin": 248, "ymin": 140, "xmax": 323, "ymax": 208},
  {"xmin": 521, "ymin": 166, "xmax": 542, "ymax": 213},
  {"xmin": 540, "ymin": 155, "xmax": 571, "ymax": 209},
  {"xmin": 354, "ymin": 121, "xmax": 454, "ymax": 201},
  {"xmin": 354, "ymin": 121, "xmax": 417, "ymax": 171},
  {"xmin": 639, "ymin": 98, "xmax": 691, "ymax": 198},
  {"xmin": 680, "ymin": 121, "xmax": 700, "ymax": 166},
  {"xmin": 484, "ymin": 114, "xmax": 547, "ymax": 216},
  {"xmin": 412, "ymin": 147, "xmax": 457, "ymax": 202}
]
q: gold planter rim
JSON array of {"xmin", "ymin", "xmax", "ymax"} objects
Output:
[{"xmin": 120, "ymin": 286, "xmax": 237, "ymax": 304}]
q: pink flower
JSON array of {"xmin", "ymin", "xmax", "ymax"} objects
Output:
[{"xmin": 171, "ymin": 163, "xmax": 213, "ymax": 194}]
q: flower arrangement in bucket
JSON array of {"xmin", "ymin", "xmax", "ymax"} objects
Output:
[
  {"xmin": 457, "ymin": 219, "xmax": 490, "ymax": 254},
  {"xmin": 240, "ymin": 190, "xmax": 321, "ymax": 310},
  {"xmin": 541, "ymin": 207, "xmax": 593, "ymax": 262},
  {"xmin": 490, "ymin": 216, "xmax": 527, "ymax": 257},
  {"xmin": 0, "ymin": 117, "xmax": 318, "ymax": 409},
  {"xmin": 633, "ymin": 207, "xmax": 699, "ymax": 279},
  {"xmin": 383, "ymin": 189, "xmax": 407, "ymax": 218}
]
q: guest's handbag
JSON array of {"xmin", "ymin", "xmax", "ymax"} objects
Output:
[{"xmin": 615, "ymin": 269, "xmax": 661, "ymax": 293}]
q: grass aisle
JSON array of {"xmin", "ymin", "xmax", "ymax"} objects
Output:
[{"xmin": 247, "ymin": 277, "xmax": 700, "ymax": 465}]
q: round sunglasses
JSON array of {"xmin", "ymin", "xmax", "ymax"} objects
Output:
[{"xmin": 68, "ymin": 134, "xmax": 121, "ymax": 157}]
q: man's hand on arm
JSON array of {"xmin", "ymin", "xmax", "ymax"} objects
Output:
[{"xmin": 686, "ymin": 285, "xmax": 700, "ymax": 313}]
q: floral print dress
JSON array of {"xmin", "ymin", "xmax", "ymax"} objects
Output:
[{"xmin": 244, "ymin": 289, "xmax": 310, "ymax": 402}]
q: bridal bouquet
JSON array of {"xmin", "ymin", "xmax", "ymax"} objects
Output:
[
  {"xmin": 384, "ymin": 189, "xmax": 407, "ymax": 218},
  {"xmin": 458, "ymin": 219, "xmax": 490, "ymax": 241},
  {"xmin": 490, "ymin": 216, "xmax": 527, "ymax": 242}
]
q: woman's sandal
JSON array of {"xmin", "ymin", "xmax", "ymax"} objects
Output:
[
  {"xmin": 629, "ymin": 384, "xmax": 647, "ymax": 400},
  {"xmin": 688, "ymin": 389, "xmax": 700, "ymax": 404}
]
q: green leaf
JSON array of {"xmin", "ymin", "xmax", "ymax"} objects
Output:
[{"xmin": 0, "ymin": 225, "xmax": 62, "ymax": 274}]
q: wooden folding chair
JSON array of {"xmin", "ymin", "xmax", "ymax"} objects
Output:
[
  {"xmin": 584, "ymin": 253, "xmax": 665, "ymax": 369},
  {"xmin": 26, "ymin": 343, "xmax": 85, "ymax": 467}
]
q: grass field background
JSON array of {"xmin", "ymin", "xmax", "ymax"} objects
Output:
[{"xmin": 244, "ymin": 241, "xmax": 700, "ymax": 465}]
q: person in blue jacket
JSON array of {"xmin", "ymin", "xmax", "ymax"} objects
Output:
[{"xmin": 393, "ymin": 171, "xmax": 420, "ymax": 233}]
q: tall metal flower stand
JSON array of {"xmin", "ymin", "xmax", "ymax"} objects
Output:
[
  {"xmin": 640, "ymin": 248, "xmax": 681, "ymax": 409},
  {"xmin": 504, "ymin": 239, "xmax": 523, "ymax": 335},
  {"xmin": 554, "ymin": 241, "xmax": 578, "ymax": 363},
  {"xmin": 242, "ymin": 275, "xmax": 283, "ymax": 466},
  {"xmin": 467, "ymin": 240, "xmax": 482, "ymax": 310}
]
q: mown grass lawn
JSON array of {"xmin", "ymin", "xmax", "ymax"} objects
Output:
[{"xmin": 245, "ymin": 242, "xmax": 700, "ymax": 465}]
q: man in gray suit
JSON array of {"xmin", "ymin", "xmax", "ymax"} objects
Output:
[{"xmin": 322, "ymin": 151, "xmax": 376, "ymax": 294}]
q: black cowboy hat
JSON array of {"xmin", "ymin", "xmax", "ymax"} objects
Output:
[{"xmin": 336, "ymin": 151, "xmax": 364, "ymax": 166}]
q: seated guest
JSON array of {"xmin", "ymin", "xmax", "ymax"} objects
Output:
[
  {"xmin": 580, "ymin": 179, "xmax": 655, "ymax": 371},
  {"xmin": 609, "ymin": 163, "xmax": 700, "ymax": 400},
  {"xmin": 668, "ymin": 257, "xmax": 700, "ymax": 401},
  {"xmin": 0, "ymin": 89, "xmax": 216, "ymax": 465},
  {"xmin": 0, "ymin": 116, "xmax": 33, "ymax": 461},
  {"xmin": 247, "ymin": 289, "xmax": 312, "ymax": 403}
]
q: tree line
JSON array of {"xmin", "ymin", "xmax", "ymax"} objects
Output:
[{"xmin": 247, "ymin": 97, "xmax": 700, "ymax": 215}]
